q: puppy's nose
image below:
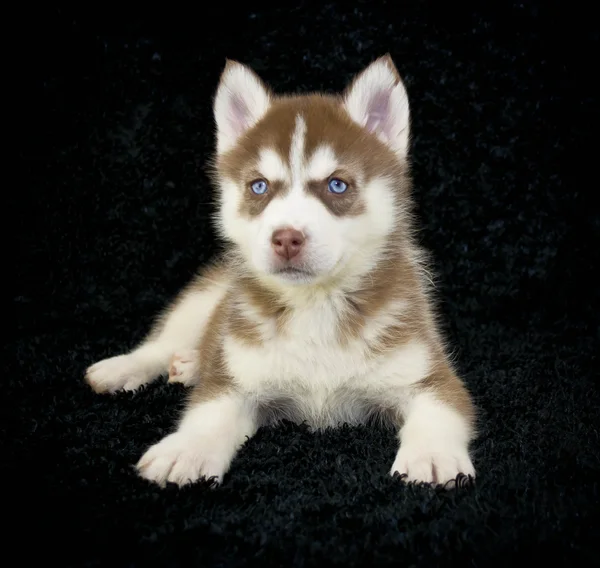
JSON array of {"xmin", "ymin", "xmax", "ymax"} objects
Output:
[{"xmin": 271, "ymin": 228, "xmax": 305, "ymax": 260}]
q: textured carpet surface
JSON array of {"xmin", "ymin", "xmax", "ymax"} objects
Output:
[{"xmin": 10, "ymin": 2, "xmax": 600, "ymax": 566}]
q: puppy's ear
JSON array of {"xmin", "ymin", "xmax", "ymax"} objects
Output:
[
  {"xmin": 213, "ymin": 60, "xmax": 272, "ymax": 154},
  {"xmin": 343, "ymin": 55, "xmax": 411, "ymax": 157}
]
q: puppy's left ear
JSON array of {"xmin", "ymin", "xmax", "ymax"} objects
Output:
[{"xmin": 343, "ymin": 55, "xmax": 410, "ymax": 157}]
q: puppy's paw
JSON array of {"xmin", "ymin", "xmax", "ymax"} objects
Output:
[
  {"xmin": 168, "ymin": 349, "xmax": 200, "ymax": 386},
  {"xmin": 391, "ymin": 444, "xmax": 475, "ymax": 489},
  {"xmin": 136, "ymin": 431, "xmax": 229, "ymax": 487},
  {"xmin": 85, "ymin": 354, "xmax": 153, "ymax": 394}
]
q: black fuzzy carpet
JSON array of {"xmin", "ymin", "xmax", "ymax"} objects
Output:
[{"xmin": 10, "ymin": 2, "xmax": 600, "ymax": 566}]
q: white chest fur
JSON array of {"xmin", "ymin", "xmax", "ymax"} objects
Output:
[
  {"xmin": 224, "ymin": 299, "xmax": 371, "ymax": 390},
  {"xmin": 222, "ymin": 295, "xmax": 432, "ymax": 428}
]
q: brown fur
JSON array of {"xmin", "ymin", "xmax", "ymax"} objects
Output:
[
  {"xmin": 419, "ymin": 358, "xmax": 477, "ymax": 430},
  {"xmin": 237, "ymin": 272, "xmax": 292, "ymax": 334},
  {"xmin": 189, "ymin": 293, "xmax": 234, "ymax": 404},
  {"xmin": 228, "ymin": 301, "xmax": 263, "ymax": 346},
  {"xmin": 335, "ymin": 236, "xmax": 424, "ymax": 351}
]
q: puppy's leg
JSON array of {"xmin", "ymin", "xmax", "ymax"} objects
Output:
[
  {"xmin": 85, "ymin": 264, "xmax": 228, "ymax": 393},
  {"xmin": 137, "ymin": 386, "xmax": 257, "ymax": 487},
  {"xmin": 137, "ymin": 288, "xmax": 256, "ymax": 487},
  {"xmin": 390, "ymin": 366, "xmax": 476, "ymax": 489}
]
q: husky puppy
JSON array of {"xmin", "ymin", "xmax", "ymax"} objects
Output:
[{"xmin": 86, "ymin": 55, "xmax": 477, "ymax": 489}]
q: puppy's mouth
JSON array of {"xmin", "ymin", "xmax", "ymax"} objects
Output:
[
  {"xmin": 275, "ymin": 266, "xmax": 310, "ymax": 275},
  {"xmin": 272, "ymin": 265, "xmax": 315, "ymax": 282}
]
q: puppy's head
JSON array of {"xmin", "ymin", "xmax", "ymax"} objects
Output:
[{"xmin": 211, "ymin": 55, "xmax": 412, "ymax": 288}]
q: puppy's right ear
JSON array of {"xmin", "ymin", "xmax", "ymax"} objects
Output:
[{"xmin": 213, "ymin": 60, "xmax": 272, "ymax": 155}]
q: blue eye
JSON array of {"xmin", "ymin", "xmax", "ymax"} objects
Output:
[
  {"xmin": 328, "ymin": 178, "xmax": 348, "ymax": 194},
  {"xmin": 251, "ymin": 180, "xmax": 268, "ymax": 195}
]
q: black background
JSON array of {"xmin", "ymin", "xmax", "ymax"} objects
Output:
[{"xmin": 9, "ymin": 2, "xmax": 600, "ymax": 566}]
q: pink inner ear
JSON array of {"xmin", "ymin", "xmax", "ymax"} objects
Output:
[
  {"xmin": 229, "ymin": 93, "xmax": 250, "ymax": 135},
  {"xmin": 364, "ymin": 89, "xmax": 392, "ymax": 139}
]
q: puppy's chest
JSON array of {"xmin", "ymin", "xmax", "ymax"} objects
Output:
[{"xmin": 223, "ymin": 301, "xmax": 373, "ymax": 393}]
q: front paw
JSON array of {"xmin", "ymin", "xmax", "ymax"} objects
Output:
[
  {"xmin": 85, "ymin": 354, "xmax": 152, "ymax": 393},
  {"xmin": 391, "ymin": 444, "xmax": 475, "ymax": 489},
  {"xmin": 136, "ymin": 431, "xmax": 229, "ymax": 487}
]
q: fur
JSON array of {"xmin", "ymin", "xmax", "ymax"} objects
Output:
[{"xmin": 85, "ymin": 55, "xmax": 477, "ymax": 489}]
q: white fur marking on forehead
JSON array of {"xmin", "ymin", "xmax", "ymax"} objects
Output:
[
  {"xmin": 258, "ymin": 148, "xmax": 289, "ymax": 182},
  {"xmin": 289, "ymin": 115, "xmax": 307, "ymax": 185},
  {"xmin": 307, "ymin": 145, "xmax": 338, "ymax": 180}
]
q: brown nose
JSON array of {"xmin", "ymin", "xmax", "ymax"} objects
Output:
[{"xmin": 271, "ymin": 228, "xmax": 305, "ymax": 260}]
